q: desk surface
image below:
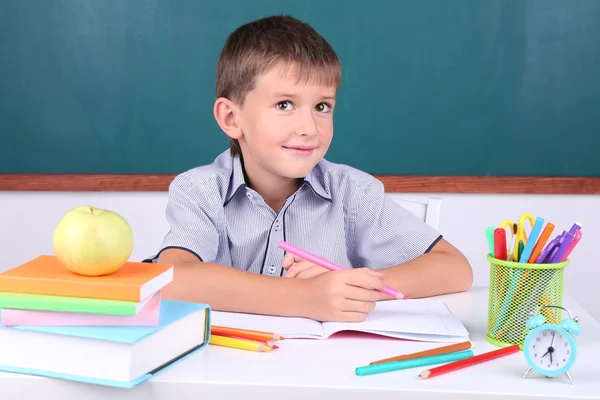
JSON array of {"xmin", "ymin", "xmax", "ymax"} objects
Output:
[{"xmin": 1, "ymin": 286, "xmax": 599, "ymax": 400}]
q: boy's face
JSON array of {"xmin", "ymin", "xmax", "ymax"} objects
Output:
[{"xmin": 233, "ymin": 62, "xmax": 336, "ymax": 181}]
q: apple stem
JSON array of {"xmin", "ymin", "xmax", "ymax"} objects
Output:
[{"xmin": 90, "ymin": 207, "xmax": 94, "ymax": 215}]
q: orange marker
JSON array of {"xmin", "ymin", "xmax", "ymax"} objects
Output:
[{"xmin": 527, "ymin": 223, "xmax": 555, "ymax": 263}]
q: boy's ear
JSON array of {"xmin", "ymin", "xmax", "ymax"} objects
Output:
[{"xmin": 213, "ymin": 97, "xmax": 242, "ymax": 140}]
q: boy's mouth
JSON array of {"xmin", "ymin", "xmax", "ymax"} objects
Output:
[{"xmin": 283, "ymin": 145, "xmax": 316, "ymax": 157}]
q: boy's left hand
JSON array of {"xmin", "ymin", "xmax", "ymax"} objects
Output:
[
  {"xmin": 282, "ymin": 254, "xmax": 395, "ymax": 301},
  {"xmin": 282, "ymin": 253, "xmax": 328, "ymax": 279}
]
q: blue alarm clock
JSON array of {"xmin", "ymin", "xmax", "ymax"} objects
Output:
[{"xmin": 522, "ymin": 305, "xmax": 580, "ymax": 384}]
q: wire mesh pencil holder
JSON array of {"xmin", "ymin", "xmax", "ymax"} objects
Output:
[{"xmin": 486, "ymin": 254, "xmax": 569, "ymax": 348}]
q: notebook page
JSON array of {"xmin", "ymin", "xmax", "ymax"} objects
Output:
[
  {"xmin": 210, "ymin": 311, "xmax": 325, "ymax": 339},
  {"xmin": 321, "ymin": 299, "xmax": 469, "ymax": 342}
]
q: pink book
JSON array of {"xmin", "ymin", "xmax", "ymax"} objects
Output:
[{"xmin": 0, "ymin": 290, "xmax": 161, "ymax": 327}]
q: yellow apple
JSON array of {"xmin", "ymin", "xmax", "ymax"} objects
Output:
[{"xmin": 52, "ymin": 206, "xmax": 134, "ymax": 276}]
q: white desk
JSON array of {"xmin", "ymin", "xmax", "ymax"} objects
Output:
[{"xmin": 1, "ymin": 286, "xmax": 599, "ymax": 399}]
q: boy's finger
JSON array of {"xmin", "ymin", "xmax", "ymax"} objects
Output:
[
  {"xmin": 341, "ymin": 298, "xmax": 377, "ymax": 314},
  {"xmin": 296, "ymin": 266, "xmax": 328, "ymax": 279},
  {"xmin": 343, "ymin": 300, "xmax": 376, "ymax": 314},
  {"xmin": 283, "ymin": 264, "xmax": 302, "ymax": 278},
  {"xmin": 337, "ymin": 310, "xmax": 370, "ymax": 323},
  {"xmin": 283, "ymin": 261, "xmax": 313, "ymax": 277},
  {"xmin": 281, "ymin": 253, "xmax": 304, "ymax": 268},
  {"xmin": 343, "ymin": 269, "xmax": 385, "ymax": 291},
  {"xmin": 341, "ymin": 285, "xmax": 381, "ymax": 302}
]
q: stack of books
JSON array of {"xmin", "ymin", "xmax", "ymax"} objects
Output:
[{"xmin": 0, "ymin": 255, "xmax": 211, "ymax": 388}]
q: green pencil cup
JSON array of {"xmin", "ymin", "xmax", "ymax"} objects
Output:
[{"xmin": 486, "ymin": 254, "xmax": 569, "ymax": 348}]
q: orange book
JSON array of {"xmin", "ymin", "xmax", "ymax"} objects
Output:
[{"xmin": 0, "ymin": 255, "xmax": 173, "ymax": 301}]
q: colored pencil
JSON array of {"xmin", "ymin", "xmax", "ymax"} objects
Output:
[
  {"xmin": 418, "ymin": 344, "xmax": 520, "ymax": 379},
  {"xmin": 370, "ymin": 341, "xmax": 472, "ymax": 365},
  {"xmin": 527, "ymin": 223, "xmax": 554, "ymax": 263},
  {"xmin": 209, "ymin": 334, "xmax": 278, "ymax": 352},
  {"xmin": 211, "ymin": 326, "xmax": 285, "ymax": 342},
  {"xmin": 216, "ymin": 333, "xmax": 276, "ymax": 348},
  {"xmin": 356, "ymin": 350, "xmax": 474, "ymax": 376},
  {"xmin": 278, "ymin": 240, "xmax": 404, "ymax": 299}
]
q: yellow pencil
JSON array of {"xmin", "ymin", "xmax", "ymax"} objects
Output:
[{"xmin": 209, "ymin": 334, "xmax": 277, "ymax": 352}]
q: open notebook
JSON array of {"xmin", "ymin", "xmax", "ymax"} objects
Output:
[{"xmin": 211, "ymin": 298, "xmax": 469, "ymax": 343}]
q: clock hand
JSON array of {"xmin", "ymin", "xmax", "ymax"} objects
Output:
[
  {"xmin": 550, "ymin": 351, "xmax": 553, "ymax": 364},
  {"xmin": 541, "ymin": 350, "xmax": 549, "ymax": 358}
]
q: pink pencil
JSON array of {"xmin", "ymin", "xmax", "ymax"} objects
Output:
[
  {"xmin": 561, "ymin": 230, "xmax": 582, "ymax": 262},
  {"xmin": 278, "ymin": 240, "xmax": 405, "ymax": 299}
]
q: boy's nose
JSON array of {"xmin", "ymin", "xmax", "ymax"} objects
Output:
[{"xmin": 294, "ymin": 111, "xmax": 318, "ymax": 136}]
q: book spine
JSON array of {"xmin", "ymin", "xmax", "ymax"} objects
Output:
[
  {"xmin": 0, "ymin": 308, "xmax": 159, "ymax": 326},
  {"xmin": 0, "ymin": 295, "xmax": 139, "ymax": 315},
  {"xmin": 0, "ymin": 278, "xmax": 141, "ymax": 301}
]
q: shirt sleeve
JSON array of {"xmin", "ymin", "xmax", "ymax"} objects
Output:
[
  {"xmin": 144, "ymin": 173, "xmax": 220, "ymax": 263},
  {"xmin": 350, "ymin": 179, "xmax": 443, "ymax": 269}
]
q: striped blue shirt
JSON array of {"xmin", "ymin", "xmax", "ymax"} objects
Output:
[{"xmin": 147, "ymin": 150, "xmax": 442, "ymax": 276}]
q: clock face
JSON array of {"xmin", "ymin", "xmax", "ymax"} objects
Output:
[{"xmin": 527, "ymin": 328, "xmax": 574, "ymax": 372}]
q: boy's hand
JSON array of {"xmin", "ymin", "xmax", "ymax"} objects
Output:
[
  {"xmin": 299, "ymin": 268, "xmax": 387, "ymax": 322},
  {"xmin": 282, "ymin": 254, "xmax": 397, "ymax": 302},
  {"xmin": 282, "ymin": 253, "xmax": 328, "ymax": 279}
]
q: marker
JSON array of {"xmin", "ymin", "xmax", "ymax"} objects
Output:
[
  {"xmin": 568, "ymin": 222, "xmax": 582, "ymax": 235},
  {"xmin": 485, "ymin": 227, "xmax": 495, "ymax": 256},
  {"xmin": 548, "ymin": 232, "xmax": 573, "ymax": 263},
  {"xmin": 535, "ymin": 236, "xmax": 560, "ymax": 264},
  {"xmin": 518, "ymin": 217, "xmax": 544, "ymax": 263},
  {"xmin": 517, "ymin": 240, "xmax": 524, "ymax": 262},
  {"xmin": 278, "ymin": 240, "xmax": 405, "ymax": 299},
  {"xmin": 527, "ymin": 223, "xmax": 555, "ymax": 263},
  {"xmin": 561, "ymin": 230, "xmax": 582, "ymax": 262},
  {"xmin": 493, "ymin": 228, "xmax": 507, "ymax": 260}
]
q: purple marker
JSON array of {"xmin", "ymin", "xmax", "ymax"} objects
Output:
[
  {"xmin": 535, "ymin": 236, "xmax": 560, "ymax": 264},
  {"xmin": 569, "ymin": 222, "xmax": 583, "ymax": 235},
  {"xmin": 549, "ymin": 232, "xmax": 574, "ymax": 263}
]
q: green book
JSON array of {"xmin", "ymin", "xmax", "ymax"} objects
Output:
[{"xmin": 0, "ymin": 292, "xmax": 153, "ymax": 315}]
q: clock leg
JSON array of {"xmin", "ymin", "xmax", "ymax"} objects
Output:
[
  {"xmin": 565, "ymin": 371, "xmax": 573, "ymax": 384},
  {"xmin": 522, "ymin": 367, "xmax": 532, "ymax": 378}
]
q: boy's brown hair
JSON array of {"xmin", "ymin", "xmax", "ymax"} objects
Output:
[{"xmin": 216, "ymin": 15, "xmax": 342, "ymax": 157}]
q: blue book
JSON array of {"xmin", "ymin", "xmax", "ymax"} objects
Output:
[{"xmin": 0, "ymin": 299, "xmax": 211, "ymax": 388}]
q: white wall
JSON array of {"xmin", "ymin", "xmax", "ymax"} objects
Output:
[{"xmin": 1, "ymin": 191, "xmax": 598, "ymax": 322}]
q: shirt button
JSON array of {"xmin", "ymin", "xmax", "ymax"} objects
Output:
[
  {"xmin": 267, "ymin": 265, "xmax": 276, "ymax": 275},
  {"xmin": 246, "ymin": 192, "xmax": 252, "ymax": 199}
]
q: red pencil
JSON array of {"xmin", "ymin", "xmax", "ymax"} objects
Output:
[
  {"xmin": 493, "ymin": 228, "xmax": 507, "ymax": 260},
  {"xmin": 419, "ymin": 344, "xmax": 520, "ymax": 379}
]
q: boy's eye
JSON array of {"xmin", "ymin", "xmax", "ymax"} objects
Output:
[
  {"xmin": 276, "ymin": 101, "xmax": 293, "ymax": 111},
  {"xmin": 315, "ymin": 102, "xmax": 332, "ymax": 113}
]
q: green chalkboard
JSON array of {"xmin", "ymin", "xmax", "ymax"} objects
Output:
[{"xmin": 1, "ymin": 0, "xmax": 599, "ymax": 176}]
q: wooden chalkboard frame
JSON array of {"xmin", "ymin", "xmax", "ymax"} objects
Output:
[{"xmin": 0, "ymin": 175, "xmax": 598, "ymax": 194}]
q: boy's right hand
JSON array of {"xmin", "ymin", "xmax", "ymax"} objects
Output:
[{"xmin": 299, "ymin": 268, "xmax": 386, "ymax": 322}]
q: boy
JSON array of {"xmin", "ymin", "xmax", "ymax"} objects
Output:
[{"xmin": 147, "ymin": 15, "xmax": 473, "ymax": 322}]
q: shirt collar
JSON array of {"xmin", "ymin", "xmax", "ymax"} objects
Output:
[{"xmin": 225, "ymin": 154, "xmax": 332, "ymax": 204}]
